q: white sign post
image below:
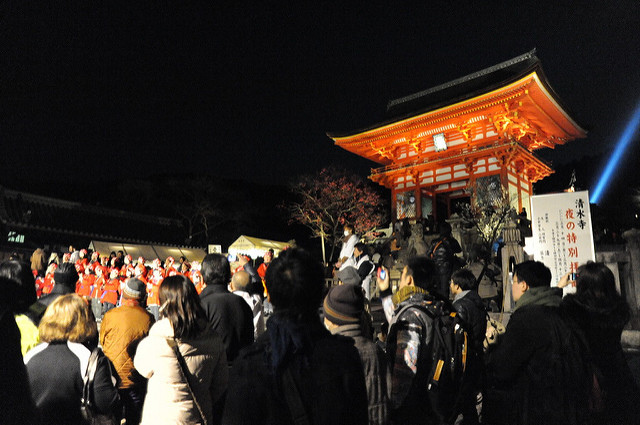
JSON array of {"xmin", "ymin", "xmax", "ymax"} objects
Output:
[{"xmin": 530, "ymin": 191, "xmax": 595, "ymax": 292}]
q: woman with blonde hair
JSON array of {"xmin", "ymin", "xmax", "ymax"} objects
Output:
[
  {"xmin": 24, "ymin": 294, "xmax": 120, "ymax": 425},
  {"xmin": 134, "ymin": 275, "xmax": 228, "ymax": 425}
]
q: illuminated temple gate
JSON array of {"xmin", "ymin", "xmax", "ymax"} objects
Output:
[{"xmin": 327, "ymin": 51, "xmax": 586, "ymax": 222}]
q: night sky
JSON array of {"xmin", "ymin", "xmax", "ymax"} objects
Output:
[{"xmin": 1, "ymin": 1, "xmax": 639, "ymax": 204}]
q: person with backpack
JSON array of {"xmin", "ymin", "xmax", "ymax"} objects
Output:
[
  {"xmin": 428, "ymin": 222, "xmax": 462, "ymax": 299},
  {"xmin": 483, "ymin": 261, "xmax": 591, "ymax": 425},
  {"xmin": 450, "ymin": 269, "xmax": 486, "ymax": 425},
  {"xmin": 378, "ymin": 257, "xmax": 468, "ymax": 425}
]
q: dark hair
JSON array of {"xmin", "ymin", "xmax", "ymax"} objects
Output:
[
  {"xmin": 439, "ymin": 221, "xmax": 452, "ymax": 236},
  {"xmin": 354, "ymin": 242, "xmax": 366, "ymax": 253},
  {"xmin": 575, "ymin": 262, "xmax": 628, "ymax": 311},
  {"xmin": 513, "ymin": 261, "xmax": 551, "ymax": 288},
  {"xmin": 468, "ymin": 245, "xmax": 489, "ymax": 263},
  {"xmin": 405, "ymin": 257, "xmax": 438, "ymax": 292},
  {"xmin": 451, "ymin": 268, "xmax": 477, "ymax": 291},
  {"xmin": 0, "ymin": 261, "xmax": 37, "ymax": 313},
  {"xmin": 159, "ymin": 275, "xmax": 207, "ymax": 339},
  {"xmin": 201, "ymin": 254, "xmax": 231, "ymax": 287},
  {"xmin": 265, "ymin": 248, "xmax": 324, "ymax": 320}
]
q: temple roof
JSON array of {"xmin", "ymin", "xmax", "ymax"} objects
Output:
[
  {"xmin": 0, "ymin": 185, "xmax": 191, "ymax": 246},
  {"xmin": 328, "ymin": 50, "xmax": 582, "ymax": 139}
]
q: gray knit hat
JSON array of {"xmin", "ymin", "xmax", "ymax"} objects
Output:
[
  {"xmin": 323, "ymin": 284, "xmax": 364, "ymax": 326},
  {"xmin": 123, "ymin": 278, "xmax": 146, "ymax": 299}
]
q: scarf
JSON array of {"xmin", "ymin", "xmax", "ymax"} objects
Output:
[
  {"xmin": 515, "ymin": 286, "xmax": 562, "ymax": 310},
  {"xmin": 392, "ymin": 285, "xmax": 429, "ymax": 307},
  {"xmin": 266, "ymin": 312, "xmax": 316, "ymax": 372}
]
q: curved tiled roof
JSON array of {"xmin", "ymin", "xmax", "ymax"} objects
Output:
[{"xmin": 0, "ymin": 186, "xmax": 187, "ymax": 246}]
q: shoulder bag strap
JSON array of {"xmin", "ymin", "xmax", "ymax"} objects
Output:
[
  {"xmin": 167, "ymin": 338, "xmax": 208, "ymax": 425},
  {"xmin": 281, "ymin": 365, "xmax": 312, "ymax": 425},
  {"xmin": 81, "ymin": 347, "xmax": 100, "ymax": 409}
]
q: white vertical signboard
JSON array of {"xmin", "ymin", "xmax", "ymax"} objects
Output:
[{"xmin": 530, "ymin": 191, "xmax": 595, "ymax": 291}]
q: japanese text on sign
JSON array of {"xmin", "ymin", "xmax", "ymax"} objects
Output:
[{"xmin": 530, "ymin": 191, "xmax": 595, "ymax": 292}]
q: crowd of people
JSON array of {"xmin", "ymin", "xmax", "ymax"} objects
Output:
[{"xmin": 0, "ymin": 231, "xmax": 639, "ymax": 424}]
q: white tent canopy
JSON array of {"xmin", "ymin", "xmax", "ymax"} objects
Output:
[
  {"xmin": 227, "ymin": 235, "xmax": 289, "ymax": 259},
  {"xmin": 88, "ymin": 240, "xmax": 207, "ymax": 263}
]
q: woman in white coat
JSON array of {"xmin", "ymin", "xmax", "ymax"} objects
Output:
[{"xmin": 135, "ymin": 275, "xmax": 228, "ymax": 425}]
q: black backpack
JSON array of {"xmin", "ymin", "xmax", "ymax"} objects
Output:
[{"xmin": 388, "ymin": 300, "xmax": 470, "ymax": 423}]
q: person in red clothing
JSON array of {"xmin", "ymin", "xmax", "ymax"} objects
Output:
[
  {"xmin": 90, "ymin": 251, "xmax": 100, "ymax": 268},
  {"xmin": 164, "ymin": 257, "xmax": 179, "ymax": 277},
  {"xmin": 100, "ymin": 268, "xmax": 120, "ymax": 315},
  {"xmin": 146, "ymin": 267, "xmax": 163, "ymax": 320},
  {"xmin": 75, "ymin": 249, "xmax": 89, "ymax": 270},
  {"xmin": 34, "ymin": 274, "xmax": 45, "ymax": 298},
  {"xmin": 110, "ymin": 256, "xmax": 118, "ymax": 271},
  {"xmin": 134, "ymin": 263, "xmax": 148, "ymax": 283},
  {"xmin": 76, "ymin": 266, "xmax": 94, "ymax": 299},
  {"xmin": 91, "ymin": 265, "xmax": 106, "ymax": 319},
  {"xmin": 40, "ymin": 263, "xmax": 57, "ymax": 297},
  {"xmin": 257, "ymin": 250, "xmax": 273, "ymax": 282},
  {"xmin": 136, "ymin": 257, "xmax": 147, "ymax": 278},
  {"xmin": 120, "ymin": 255, "xmax": 135, "ymax": 279},
  {"xmin": 191, "ymin": 268, "xmax": 205, "ymax": 295}
]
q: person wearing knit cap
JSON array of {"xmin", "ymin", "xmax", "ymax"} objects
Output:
[
  {"xmin": 323, "ymin": 285, "xmax": 389, "ymax": 425},
  {"xmin": 101, "ymin": 277, "xmax": 154, "ymax": 425}
]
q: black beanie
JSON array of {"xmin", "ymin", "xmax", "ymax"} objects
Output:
[
  {"xmin": 53, "ymin": 263, "xmax": 79, "ymax": 288},
  {"xmin": 323, "ymin": 284, "xmax": 364, "ymax": 326}
]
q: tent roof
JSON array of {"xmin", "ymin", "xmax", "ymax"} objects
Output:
[
  {"xmin": 228, "ymin": 235, "xmax": 289, "ymax": 253},
  {"xmin": 89, "ymin": 240, "xmax": 207, "ymax": 263}
]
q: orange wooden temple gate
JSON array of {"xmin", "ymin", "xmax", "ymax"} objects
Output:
[{"xmin": 328, "ymin": 51, "xmax": 586, "ymax": 223}]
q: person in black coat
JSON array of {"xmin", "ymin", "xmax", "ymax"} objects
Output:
[
  {"xmin": 24, "ymin": 294, "xmax": 120, "ymax": 425},
  {"xmin": 450, "ymin": 268, "xmax": 486, "ymax": 425},
  {"xmin": 428, "ymin": 222, "xmax": 462, "ymax": 298},
  {"xmin": 200, "ymin": 253, "xmax": 254, "ymax": 365},
  {"xmin": 0, "ymin": 302, "xmax": 35, "ymax": 424},
  {"xmin": 29, "ymin": 262, "xmax": 78, "ymax": 324},
  {"xmin": 222, "ymin": 248, "xmax": 368, "ymax": 425},
  {"xmin": 484, "ymin": 261, "xmax": 591, "ymax": 425},
  {"xmin": 559, "ymin": 262, "xmax": 640, "ymax": 424}
]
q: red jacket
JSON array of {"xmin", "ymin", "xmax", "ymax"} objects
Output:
[
  {"xmin": 41, "ymin": 274, "xmax": 55, "ymax": 296},
  {"xmin": 76, "ymin": 274, "xmax": 94, "ymax": 297},
  {"xmin": 100, "ymin": 279, "xmax": 120, "ymax": 305},
  {"xmin": 92, "ymin": 276, "xmax": 106, "ymax": 298}
]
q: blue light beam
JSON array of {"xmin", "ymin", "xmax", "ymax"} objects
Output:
[{"xmin": 591, "ymin": 100, "xmax": 640, "ymax": 204}]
